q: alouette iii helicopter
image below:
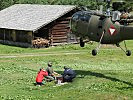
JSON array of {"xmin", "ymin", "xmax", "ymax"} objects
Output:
[{"xmin": 70, "ymin": 0, "xmax": 133, "ymax": 56}]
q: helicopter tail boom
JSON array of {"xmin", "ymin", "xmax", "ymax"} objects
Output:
[{"xmin": 120, "ymin": 25, "xmax": 133, "ymax": 40}]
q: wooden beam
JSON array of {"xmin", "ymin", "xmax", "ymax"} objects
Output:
[{"xmin": 52, "ymin": 36, "xmax": 67, "ymax": 40}]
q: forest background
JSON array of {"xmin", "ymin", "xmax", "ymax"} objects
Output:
[{"xmin": 0, "ymin": 0, "xmax": 133, "ymax": 11}]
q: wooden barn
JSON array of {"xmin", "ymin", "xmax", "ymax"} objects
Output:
[{"xmin": 0, "ymin": 4, "xmax": 79, "ymax": 48}]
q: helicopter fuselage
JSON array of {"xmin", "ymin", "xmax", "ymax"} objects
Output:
[{"xmin": 70, "ymin": 11, "xmax": 133, "ymax": 44}]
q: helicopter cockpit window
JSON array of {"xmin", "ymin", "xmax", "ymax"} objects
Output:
[
  {"xmin": 79, "ymin": 11, "xmax": 91, "ymax": 22},
  {"xmin": 72, "ymin": 11, "xmax": 82, "ymax": 21},
  {"xmin": 79, "ymin": 14, "xmax": 91, "ymax": 22},
  {"xmin": 72, "ymin": 14, "xmax": 79, "ymax": 21},
  {"xmin": 71, "ymin": 12, "xmax": 82, "ymax": 33}
]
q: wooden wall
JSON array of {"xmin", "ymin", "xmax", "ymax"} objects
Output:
[
  {"xmin": 35, "ymin": 9, "xmax": 78, "ymax": 46},
  {"xmin": 0, "ymin": 9, "xmax": 78, "ymax": 47},
  {"xmin": 51, "ymin": 17, "xmax": 71, "ymax": 44},
  {"xmin": 0, "ymin": 29, "xmax": 33, "ymax": 47}
]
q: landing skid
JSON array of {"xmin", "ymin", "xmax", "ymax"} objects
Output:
[
  {"xmin": 126, "ymin": 50, "xmax": 131, "ymax": 56},
  {"xmin": 92, "ymin": 30, "xmax": 131, "ymax": 56},
  {"xmin": 92, "ymin": 31, "xmax": 105, "ymax": 56},
  {"xmin": 116, "ymin": 41, "xmax": 131, "ymax": 56},
  {"xmin": 80, "ymin": 38, "xmax": 85, "ymax": 47},
  {"xmin": 92, "ymin": 49, "xmax": 97, "ymax": 56}
]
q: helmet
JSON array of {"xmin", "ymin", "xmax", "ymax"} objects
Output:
[
  {"xmin": 48, "ymin": 62, "xmax": 52, "ymax": 67},
  {"xmin": 64, "ymin": 66, "xmax": 69, "ymax": 69}
]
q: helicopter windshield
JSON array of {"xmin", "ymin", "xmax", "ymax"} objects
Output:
[
  {"xmin": 71, "ymin": 11, "xmax": 92, "ymax": 34},
  {"xmin": 72, "ymin": 11, "xmax": 92, "ymax": 22}
]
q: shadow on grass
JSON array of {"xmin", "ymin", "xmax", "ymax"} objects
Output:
[{"xmin": 75, "ymin": 70, "xmax": 133, "ymax": 90}]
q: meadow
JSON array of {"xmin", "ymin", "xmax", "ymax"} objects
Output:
[{"xmin": 0, "ymin": 41, "xmax": 133, "ymax": 100}]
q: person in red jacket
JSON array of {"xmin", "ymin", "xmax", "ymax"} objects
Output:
[{"xmin": 36, "ymin": 68, "xmax": 48, "ymax": 86}]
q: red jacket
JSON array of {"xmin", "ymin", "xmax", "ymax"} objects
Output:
[{"xmin": 36, "ymin": 70, "xmax": 48, "ymax": 82}]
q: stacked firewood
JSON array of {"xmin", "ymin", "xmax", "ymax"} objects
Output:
[{"xmin": 32, "ymin": 38, "xmax": 50, "ymax": 48}]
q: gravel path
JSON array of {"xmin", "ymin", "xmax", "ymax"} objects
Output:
[{"xmin": 0, "ymin": 51, "xmax": 86, "ymax": 58}]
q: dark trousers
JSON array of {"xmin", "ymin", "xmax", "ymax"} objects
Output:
[
  {"xmin": 36, "ymin": 82, "xmax": 43, "ymax": 85},
  {"xmin": 63, "ymin": 75, "xmax": 73, "ymax": 82}
]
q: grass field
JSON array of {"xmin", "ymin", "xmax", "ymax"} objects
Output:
[{"xmin": 0, "ymin": 41, "xmax": 133, "ymax": 100}]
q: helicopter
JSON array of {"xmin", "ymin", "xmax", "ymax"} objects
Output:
[{"xmin": 70, "ymin": 0, "xmax": 133, "ymax": 56}]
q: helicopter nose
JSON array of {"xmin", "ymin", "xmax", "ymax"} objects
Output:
[{"xmin": 70, "ymin": 11, "xmax": 92, "ymax": 37}]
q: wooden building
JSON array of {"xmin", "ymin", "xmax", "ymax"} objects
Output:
[{"xmin": 0, "ymin": 4, "xmax": 78, "ymax": 47}]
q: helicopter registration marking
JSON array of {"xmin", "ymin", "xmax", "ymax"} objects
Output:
[{"xmin": 108, "ymin": 25, "xmax": 116, "ymax": 35}]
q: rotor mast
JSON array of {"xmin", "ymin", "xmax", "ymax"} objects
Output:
[{"xmin": 106, "ymin": 0, "xmax": 111, "ymax": 16}]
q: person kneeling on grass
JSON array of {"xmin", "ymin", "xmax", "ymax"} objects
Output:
[
  {"xmin": 45, "ymin": 62, "xmax": 59, "ymax": 81},
  {"xmin": 36, "ymin": 68, "xmax": 48, "ymax": 86},
  {"xmin": 62, "ymin": 66, "xmax": 76, "ymax": 82}
]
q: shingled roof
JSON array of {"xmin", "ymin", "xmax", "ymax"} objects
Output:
[{"xmin": 0, "ymin": 4, "xmax": 76, "ymax": 32}]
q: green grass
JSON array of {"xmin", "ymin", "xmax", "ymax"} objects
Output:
[{"xmin": 0, "ymin": 41, "xmax": 133, "ymax": 100}]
